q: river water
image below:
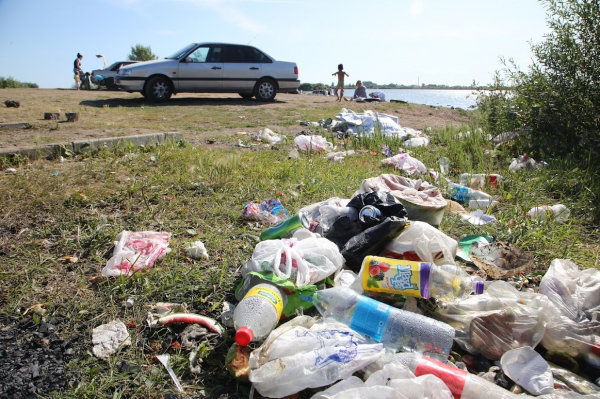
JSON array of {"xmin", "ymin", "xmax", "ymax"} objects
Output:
[{"xmin": 372, "ymin": 89, "xmax": 479, "ymax": 109}]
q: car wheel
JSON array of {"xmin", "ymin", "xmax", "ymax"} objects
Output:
[
  {"xmin": 254, "ymin": 78, "xmax": 277, "ymax": 101},
  {"xmin": 105, "ymin": 78, "xmax": 117, "ymax": 90},
  {"xmin": 239, "ymin": 93, "xmax": 254, "ymax": 99},
  {"xmin": 145, "ymin": 76, "xmax": 172, "ymax": 102}
]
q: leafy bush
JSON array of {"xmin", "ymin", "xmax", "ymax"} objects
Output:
[
  {"xmin": 477, "ymin": 0, "xmax": 600, "ymax": 159},
  {"xmin": 0, "ymin": 76, "xmax": 38, "ymax": 88}
]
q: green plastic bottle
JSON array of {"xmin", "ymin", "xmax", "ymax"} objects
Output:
[{"xmin": 259, "ymin": 211, "xmax": 310, "ymax": 241}]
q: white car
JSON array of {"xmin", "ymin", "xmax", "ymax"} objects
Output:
[
  {"xmin": 115, "ymin": 43, "xmax": 300, "ymax": 102},
  {"xmin": 91, "ymin": 61, "xmax": 138, "ymax": 90}
]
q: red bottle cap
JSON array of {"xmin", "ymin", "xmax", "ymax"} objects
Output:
[{"xmin": 235, "ymin": 327, "xmax": 254, "ymax": 346}]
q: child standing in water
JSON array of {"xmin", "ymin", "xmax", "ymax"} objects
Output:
[{"xmin": 332, "ymin": 64, "xmax": 349, "ymax": 101}]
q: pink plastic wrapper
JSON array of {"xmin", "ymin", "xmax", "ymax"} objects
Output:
[{"xmin": 101, "ymin": 231, "xmax": 172, "ymax": 276}]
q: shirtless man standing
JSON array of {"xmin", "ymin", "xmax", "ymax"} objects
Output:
[{"xmin": 332, "ymin": 64, "xmax": 349, "ymax": 101}]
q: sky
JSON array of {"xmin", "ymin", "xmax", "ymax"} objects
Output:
[{"xmin": 0, "ymin": 0, "xmax": 550, "ymax": 89}]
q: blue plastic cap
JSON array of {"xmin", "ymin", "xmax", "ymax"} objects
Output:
[{"xmin": 474, "ymin": 280, "xmax": 484, "ymax": 295}]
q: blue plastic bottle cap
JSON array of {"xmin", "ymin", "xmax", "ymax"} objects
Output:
[
  {"xmin": 474, "ymin": 280, "xmax": 484, "ymax": 295},
  {"xmin": 235, "ymin": 327, "xmax": 254, "ymax": 346}
]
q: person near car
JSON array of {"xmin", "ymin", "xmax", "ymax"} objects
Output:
[
  {"xmin": 73, "ymin": 53, "xmax": 83, "ymax": 76},
  {"xmin": 92, "ymin": 73, "xmax": 105, "ymax": 90},
  {"xmin": 343, "ymin": 80, "xmax": 367, "ymax": 101},
  {"xmin": 369, "ymin": 91, "xmax": 386, "ymax": 101},
  {"xmin": 74, "ymin": 72, "xmax": 81, "ymax": 90},
  {"xmin": 332, "ymin": 64, "xmax": 349, "ymax": 101}
]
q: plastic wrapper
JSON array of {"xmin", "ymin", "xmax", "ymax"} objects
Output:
[
  {"xmin": 539, "ymin": 259, "xmax": 600, "ymax": 360},
  {"xmin": 501, "ymin": 347, "xmax": 554, "ymax": 395},
  {"xmin": 379, "ymin": 221, "xmax": 458, "ymax": 265},
  {"xmin": 430, "ymin": 281, "xmax": 551, "ymax": 360},
  {"xmin": 356, "ymin": 174, "xmax": 447, "ymax": 227},
  {"xmin": 241, "ymin": 232, "xmax": 344, "ymax": 287},
  {"xmin": 294, "ymin": 134, "xmax": 333, "ymax": 152},
  {"xmin": 249, "ymin": 317, "xmax": 385, "ymax": 398},
  {"xmin": 242, "ymin": 198, "xmax": 289, "ymax": 225},
  {"xmin": 253, "ymin": 128, "xmax": 285, "ymax": 144},
  {"xmin": 381, "ymin": 153, "xmax": 427, "ymax": 175},
  {"xmin": 101, "ymin": 231, "xmax": 171, "ymax": 276}
]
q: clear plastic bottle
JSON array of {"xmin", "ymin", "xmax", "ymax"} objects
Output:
[
  {"xmin": 360, "ymin": 256, "xmax": 484, "ymax": 302},
  {"xmin": 311, "ymin": 286, "xmax": 455, "ymax": 358},
  {"xmin": 448, "ymin": 182, "xmax": 493, "ymax": 204},
  {"xmin": 526, "ymin": 204, "xmax": 570, "ymax": 222},
  {"xmin": 368, "ymin": 352, "xmax": 520, "ymax": 399},
  {"xmin": 313, "ymin": 205, "xmax": 358, "ymax": 234},
  {"xmin": 233, "ymin": 282, "xmax": 287, "ymax": 346}
]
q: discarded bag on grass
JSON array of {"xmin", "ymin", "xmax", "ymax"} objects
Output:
[
  {"xmin": 322, "ymin": 191, "xmax": 408, "ymax": 271},
  {"xmin": 539, "ymin": 259, "xmax": 600, "ymax": 363},
  {"xmin": 356, "ymin": 174, "xmax": 447, "ymax": 227},
  {"xmin": 101, "ymin": 231, "xmax": 171, "ymax": 276},
  {"xmin": 294, "ymin": 134, "xmax": 333, "ymax": 152},
  {"xmin": 430, "ymin": 281, "xmax": 551, "ymax": 360},
  {"xmin": 379, "ymin": 221, "xmax": 458, "ymax": 265},
  {"xmin": 381, "ymin": 153, "xmax": 427, "ymax": 175},
  {"xmin": 248, "ymin": 316, "xmax": 385, "ymax": 398},
  {"xmin": 241, "ymin": 229, "xmax": 344, "ymax": 287}
]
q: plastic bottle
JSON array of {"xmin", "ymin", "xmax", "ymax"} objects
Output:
[
  {"xmin": 233, "ymin": 282, "xmax": 287, "ymax": 346},
  {"xmin": 259, "ymin": 211, "xmax": 310, "ymax": 241},
  {"xmin": 311, "ymin": 205, "xmax": 358, "ymax": 234},
  {"xmin": 447, "ymin": 182, "xmax": 493, "ymax": 204},
  {"xmin": 360, "ymin": 256, "xmax": 484, "ymax": 302},
  {"xmin": 526, "ymin": 204, "xmax": 570, "ymax": 222},
  {"xmin": 311, "ymin": 286, "xmax": 455, "ymax": 358},
  {"xmin": 369, "ymin": 352, "xmax": 520, "ymax": 399}
]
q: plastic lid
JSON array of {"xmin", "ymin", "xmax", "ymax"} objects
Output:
[
  {"xmin": 235, "ymin": 327, "xmax": 254, "ymax": 346},
  {"xmin": 473, "ymin": 280, "xmax": 484, "ymax": 295}
]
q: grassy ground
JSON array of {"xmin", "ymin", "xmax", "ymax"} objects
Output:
[{"xmin": 1, "ymin": 89, "xmax": 599, "ymax": 398}]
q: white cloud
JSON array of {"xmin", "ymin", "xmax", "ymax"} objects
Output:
[{"xmin": 410, "ymin": 0, "xmax": 424, "ymax": 17}]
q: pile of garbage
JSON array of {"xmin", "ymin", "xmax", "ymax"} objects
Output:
[{"xmin": 86, "ymin": 121, "xmax": 599, "ymax": 398}]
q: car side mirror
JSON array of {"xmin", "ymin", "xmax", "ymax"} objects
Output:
[{"xmin": 185, "ymin": 57, "xmax": 193, "ymax": 63}]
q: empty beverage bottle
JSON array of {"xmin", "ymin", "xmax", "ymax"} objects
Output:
[
  {"xmin": 361, "ymin": 256, "xmax": 484, "ymax": 302},
  {"xmin": 448, "ymin": 182, "xmax": 493, "ymax": 204},
  {"xmin": 368, "ymin": 352, "xmax": 520, "ymax": 399},
  {"xmin": 259, "ymin": 211, "xmax": 310, "ymax": 241},
  {"xmin": 233, "ymin": 282, "xmax": 287, "ymax": 346},
  {"xmin": 526, "ymin": 204, "xmax": 570, "ymax": 222},
  {"xmin": 312, "ymin": 286, "xmax": 455, "ymax": 358}
]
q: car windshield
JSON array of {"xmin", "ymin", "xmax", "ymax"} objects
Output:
[
  {"xmin": 105, "ymin": 62, "xmax": 121, "ymax": 70},
  {"xmin": 166, "ymin": 44, "xmax": 197, "ymax": 60}
]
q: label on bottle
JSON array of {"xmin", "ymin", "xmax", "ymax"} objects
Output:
[
  {"xmin": 349, "ymin": 296, "xmax": 391, "ymax": 342},
  {"xmin": 414, "ymin": 356, "xmax": 468, "ymax": 398},
  {"xmin": 361, "ymin": 256, "xmax": 432, "ymax": 298},
  {"xmin": 244, "ymin": 286, "xmax": 284, "ymax": 322}
]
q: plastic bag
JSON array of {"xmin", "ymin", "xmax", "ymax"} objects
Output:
[
  {"xmin": 379, "ymin": 221, "xmax": 458, "ymax": 265},
  {"xmin": 356, "ymin": 174, "xmax": 447, "ymax": 227},
  {"xmin": 253, "ymin": 128, "xmax": 285, "ymax": 145},
  {"xmin": 430, "ymin": 281, "xmax": 551, "ymax": 360},
  {"xmin": 501, "ymin": 347, "xmax": 554, "ymax": 395},
  {"xmin": 294, "ymin": 135, "xmax": 333, "ymax": 152},
  {"xmin": 249, "ymin": 317, "xmax": 385, "ymax": 398},
  {"xmin": 184, "ymin": 240, "xmax": 208, "ymax": 260},
  {"xmin": 539, "ymin": 259, "xmax": 600, "ymax": 360},
  {"xmin": 381, "ymin": 153, "xmax": 427, "ymax": 175},
  {"xmin": 101, "ymin": 231, "xmax": 171, "ymax": 276},
  {"xmin": 242, "ymin": 233, "xmax": 344, "ymax": 287},
  {"xmin": 242, "ymin": 198, "xmax": 289, "ymax": 225}
]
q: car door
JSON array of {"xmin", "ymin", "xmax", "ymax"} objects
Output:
[
  {"xmin": 222, "ymin": 45, "xmax": 262, "ymax": 91},
  {"xmin": 177, "ymin": 45, "xmax": 223, "ymax": 92}
]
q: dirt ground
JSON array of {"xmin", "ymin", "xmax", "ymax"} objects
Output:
[{"xmin": 0, "ymin": 89, "xmax": 472, "ymax": 153}]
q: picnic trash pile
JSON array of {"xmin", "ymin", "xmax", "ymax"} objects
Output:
[{"xmin": 87, "ymin": 118, "xmax": 600, "ymax": 399}]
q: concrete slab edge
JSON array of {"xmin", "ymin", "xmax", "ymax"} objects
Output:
[{"xmin": 0, "ymin": 132, "xmax": 184, "ymax": 161}]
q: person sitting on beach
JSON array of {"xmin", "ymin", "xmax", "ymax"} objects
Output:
[
  {"xmin": 369, "ymin": 91, "xmax": 386, "ymax": 101},
  {"xmin": 343, "ymin": 80, "xmax": 367, "ymax": 101},
  {"xmin": 92, "ymin": 73, "xmax": 105, "ymax": 90},
  {"xmin": 332, "ymin": 64, "xmax": 349, "ymax": 101}
]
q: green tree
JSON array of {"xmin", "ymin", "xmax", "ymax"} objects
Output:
[
  {"xmin": 127, "ymin": 44, "xmax": 158, "ymax": 61},
  {"xmin": 477, "ymin": 0, "xmax": 600, "ymax": 159}
]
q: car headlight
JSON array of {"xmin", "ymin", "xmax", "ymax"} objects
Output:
[{"xmin": 118, "ymin": 69, "xmax": 132, "ymax": 76}]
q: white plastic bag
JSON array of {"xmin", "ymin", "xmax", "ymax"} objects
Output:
[
  {"xmin": 254, "ymin": 128, "xmax": 285, "ymax": 144},
  {"xmin": 184, "ymin": 240, "xmax": 208, "ymax": 260},
  {"xmin": 242, "ymin": 235, "xmax": 344, "ymax": 286},
  {"xmin": 249, "ymin": 318, "xmax": 385, "ymax": 398},
  {"xmin": 379, "ymin": 221, "xmax": 457, "ymax": 265},
  {"xmin": 381, "ymin": 153, "xmax": 427, "ymax": 175},
  {"xmin": 101, "ymin": 231, "xmax": 171, "ymax": 276},
  {"xmin": 501, "ymin": 347, "xmax": 554, "ymax": 395},
  {"xmin": 294, "ymin": 135, "xmax": 333, "ymax": 152}
]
